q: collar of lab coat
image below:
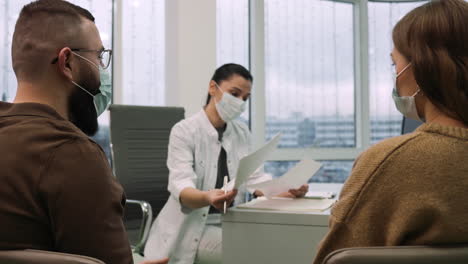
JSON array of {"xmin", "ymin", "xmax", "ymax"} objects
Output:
[{"xmin": 199, "ymin": 109, "xmax": 234, "ymax": 141}]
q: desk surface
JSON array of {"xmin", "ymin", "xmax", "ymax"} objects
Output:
[{"xmin": 223, "ymin": 183, "xmax": 342, "ymax": 224}]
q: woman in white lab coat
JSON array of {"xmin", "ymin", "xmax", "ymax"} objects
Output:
[{"xmin": 144, "ymin": 64, "xmax": 309, "ymax": 264}]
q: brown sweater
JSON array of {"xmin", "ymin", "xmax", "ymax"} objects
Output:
[
  {"xmin": 0, "ymin": 102, "xmax": 133, "ymax": 264},
  {"xmin": 313, "ymin": 123, "xmax": 468, "ymax": 264}
]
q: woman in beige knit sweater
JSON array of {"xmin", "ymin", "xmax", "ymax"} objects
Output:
[{"xmin": 313, "ymin": 1, "xmax": 468, "ymax": 263}]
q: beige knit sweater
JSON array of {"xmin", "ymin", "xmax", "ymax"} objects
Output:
[{"xmin": 313, "ymin": 123, "xmax": 468, "ymax": 264}]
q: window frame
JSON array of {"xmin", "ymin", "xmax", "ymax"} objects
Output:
[
  {"xmin": 248, "ymin": 0, "xmax": 425, "ymax": 163},
  {"xmin": 112, "ymin": 0, "xmax": 124, "ymax": 105}
]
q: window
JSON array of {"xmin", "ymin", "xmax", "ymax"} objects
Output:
[
  {"xmin": 265, "ymin": 160, "xmax": 354, "ymax": 184},
  {"xmin": 216, "ymin": 0, "xmax": 250, "ymax": 124},
  {"xmin": 0, "ymin": 0, "xmax": 113, "ymax": 161},
  {"xmin": 368, "ymin": 1, "xmax": 427, "ymax": 144},
  {"xmin": 261, "ymin": 0, "xmax": 355, "ymax": 183},
  {"xmin": 264, "ymin": 0, "xmax": 355, "ymax": 149},
  {"xmin": 216, "ymin": 0, "xmax": 249, "ymax": 68},
  {"xmin": 121, "ymin": 0, "xmax": 165, "ymax": 106},
  {"xmin": 0, "ymin": 0, "xmax": 46, "ymax": 103},
  {"xmin": 239, "ymin": 0, "xmax": 427, "ymax": 183}
]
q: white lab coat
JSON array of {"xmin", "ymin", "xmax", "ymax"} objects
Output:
[{"xmin": 144, "ymin": 110, "xmax": 271, "ymax": 264}]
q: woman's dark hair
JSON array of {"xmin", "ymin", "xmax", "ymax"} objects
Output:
[
  {"xmin": 205, "ymin": 63, "xmax": 253, "ymax": 106},
  {"xmin": 393, "ymin": 0, "xmax": 468, "ymax": 125}
]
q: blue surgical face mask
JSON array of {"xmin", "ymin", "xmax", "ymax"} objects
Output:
[
  {"xmin": 392, "ymin": 63, "xmax": 423, "ymax": 121},
  {"xmin": 71, "ymin": 52, "xmax": 112, "ymax": 117},
  {"xmin": 94, "ymin": 69, "xmax": 112, "ymax": 116}
]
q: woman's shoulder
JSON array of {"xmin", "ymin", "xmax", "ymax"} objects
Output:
[
  {"xmin": 171, "ymin": 110, "xmax": 206, "ymax": 134},
  {"xmin": 333, "ymin": 131, "xmax": 425, "ymax": 221},
  {"xmin": 344, "ymin": 131, "xmax": 425, "ymax": 191},
  {"xmin": 348, "ymin": 131, "xmax": 425, "ymax": 185},
  {"xmin": 359, "ymin": 131, "xmax": 423, "ymax": 162}
]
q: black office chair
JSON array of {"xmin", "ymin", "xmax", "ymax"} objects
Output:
[
  {"xmin": 322, "ymin": 245, "xmax": 468, "ymax": 264},
  {"xmin": 109, "ymin": 105, "xmax": 185, "ymax": 255}
]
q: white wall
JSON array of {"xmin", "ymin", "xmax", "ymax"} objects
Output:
[{"xmin": 165, "ymin": 0, "xmax": 217, "ymax": 117}]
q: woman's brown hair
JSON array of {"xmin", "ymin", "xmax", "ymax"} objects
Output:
[{"xmin": 393, "ymin": 0, "xmax": 468, "ymax": 125}]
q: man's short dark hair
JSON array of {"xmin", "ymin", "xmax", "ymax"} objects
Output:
[{"xmin": 12, "ymin": 0, "xmax": 95, "ymax": 81}]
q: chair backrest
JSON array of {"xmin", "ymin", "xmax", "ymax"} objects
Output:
[
  {"xmin": 401, "ymin": 116, "xmax": 423, "ymax": 134},
  {"xmin": 0, "ymin": 249, "xmax": 105, "ymax": 264},
  {"xmin": 322, "ymin": 245, "xmax": 468, "ymax": 264},
  {"xmin": 109, "ymin": 105, "xmax": 185, "ymax": 218}
]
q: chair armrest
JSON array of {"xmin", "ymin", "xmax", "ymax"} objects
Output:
[
  {"xmin": 126, "ymin": 199, "xmax": 153, "ymax": 255},
  {"xmin": 322, "ymin": 245, "xmax": 468, "ymax": 264}
]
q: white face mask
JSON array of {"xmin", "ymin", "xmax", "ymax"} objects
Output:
[
  {"xmin": 392, "ymin": 63, "xmax": 423, "ymax": 121},
  {"xmin": 214, "ymin": 82, "xmax": 246, "ymax": 122}
]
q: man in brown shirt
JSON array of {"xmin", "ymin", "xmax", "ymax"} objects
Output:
[{"xmin": 0, "ymin": 1, "xmax": 168, "ymax": 264}]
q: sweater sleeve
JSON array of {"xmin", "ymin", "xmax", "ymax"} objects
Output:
[
  {"xmin": 39, "ymin": 138, "xmax": 133, "ymax": 264},
  {"xmin": 312, "ymin": 154, "xmax": 386, "ymax": 264}
]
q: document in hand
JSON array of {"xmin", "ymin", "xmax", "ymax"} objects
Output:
[
  {"xmin": 226, "ymin": 133, "xmax": 282, "ymax": 190},
  {"xmin": 247, "ymin": 159, "xmax": 322, "ymax": 198},
  {"xmin": 237, "ymin": 197, "xmax": 336, "ymax": 212}
]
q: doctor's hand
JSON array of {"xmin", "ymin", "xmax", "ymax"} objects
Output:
[
  {"xmin": 205, "ymin": 189, "xmax": 238, "ymax": 212},
  {"xmin": 277, "ymin": 184, "xmax": 309, "ymax": 198},
  {"xmin": 140, "ymin": 257, "xmax": 169, "ymax": 264}
]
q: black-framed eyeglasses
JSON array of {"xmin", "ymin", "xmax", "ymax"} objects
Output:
[{"xmin": 51, "ymin": 48, "xmax": 113, "ymax": 69}]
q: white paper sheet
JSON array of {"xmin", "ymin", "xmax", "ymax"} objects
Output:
[
  {"xmin": 237, "ymin": 196, "xmax": 336, "ymax": 212},
  {"xmin": 246, "ymin": 159, "xmax": 322, "ymax": 198},
  {"xmin": 229, "ymin": 133, "xmax": 282, "ymax": 190}
]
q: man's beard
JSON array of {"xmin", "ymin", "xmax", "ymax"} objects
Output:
[{"xmin": 68, "ymin": 70, "xmax": 100, "ymax": 136}]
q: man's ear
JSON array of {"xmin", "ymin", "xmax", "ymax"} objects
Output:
[{"xmin": 57, "ymin": 47, "xmax": 74, "ymax": 80}]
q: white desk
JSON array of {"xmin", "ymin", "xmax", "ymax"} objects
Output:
[{"xmin": 222, "ymin": 183, "xmax": 342, "ymax": 264}]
